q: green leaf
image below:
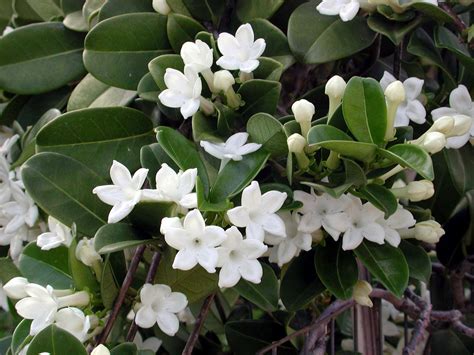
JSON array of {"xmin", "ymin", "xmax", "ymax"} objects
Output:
[
  {"xmin": 26, "ymin": 0, "xmax": 63, "ymax": 21},
  {"xmin": 434, "ymin": 26, "xmax": 474, "ymax": 72},
  {"xmin": 411, "ymin": 3, "xmax": 453, "ymax": 23},
  {"xmin": 192, "ymin": 111, "xmax": 220, "ymax": 142},
  {"xmin": 358, "ymin": 184, "xmax": 398, "ymax": 218},
  {"xmin": 13, "ymin": 0, "xmax": 43, "ymax": 25},
  {"xmin": 247, "ymin": 113, "xmax": 288, "ymax": 158},
  {"xmin": 137, "ymin": 72, "xmax": 160, "ymax": 102},
  {"xmin": 182, "ymin": 0, "xmax": 225, "ymax": 25},
  {"xmin": 354, "ymin": 241, "xmax": 409, "ymax": 296},
  {"xmin": 377, "ymin": 143, "xmax": 434, "ymax": 180},
  {"xmin": 0, "ymin": 0, "xmax": 13, "ymax": 33},
  {"xmin": 148, "ymin": 54, "xmax": 184, "ymax": 91},
  {"xmin": 0, "ymin": 257, "xmax": 21, "ymax": 284},
  {"xmin": 399, "ymin": 240, "xmax": 431, "ymax": 283},
  {"xmin": 0, "ymin": 23, "xmax": 85, "ymax": 94},
  {"xmin": 196, "ymin": 177, "xmax": 232, "ymax": 212},
  {"xmin": 234, "ymin": 263, "xmax": 279, "ymax": 311},
  {"xmin": 111, "ymin": 343, "xmax": 138, "ymax": 355},
  {"xmin": 94, "ymin": 223, "xmax": 150, "ymax": 254},
  {"xmin": 315, "ymin": 240, "xmax": 358, "ymax": 299},
  {"xmin": 157, "ymin": 126, "xmax": 211, "ymax": 194},
  {"xmin": 288, "ymin": 1, "xmax": 376, "ymax": 64},
  {"xmin": 367, "ymin": 14, "xmax": 422, "ymax": 46},
  {"xmin": 22, "ymin": 152, "xmax": 109, "ymax": 237},
  {"xmin": 19, "ymin": 243, "xmax": 73, "ymax": 289},
  {"xmin": 342, "ymin": 77, "xmax": 387, "ymax": 146},
  {"xmin": 307, "ymin": 124, "xmax": 353, "ymax": 143},
  {"xmin": 12, "ymin": 319, "xmax": 31, "ymax": 355},
  {"xmin": 254, "ymin": 57, "xmax": 284, "ymax": 81},
  {"xmin": 67, "ymin": 74, "xmax": 136, "ymax": 111},
  {"xmin": 69, "ymin": 236, "xmax": 99, "ymax": 292},
  {"xmin": 155, "ymin": 248, "xmax": 217, "ymax": 303},
  {"xmin": 209, "ymin": 150, "xmax": 270, "ymax": 202},
  {"xmin": 84, "ymin": 13, "xmax": 171, "ymax": 90},
  {"xmin": 444, "ymin": 145, "xmax": 474, "ymax": 194},
  {"xmin": 98, "ymin": 0, "xmax": 153, "ymax": 21},
  {"xmin": 238, "ymin": 79, "xmax": 281, "ymax": 119},
  {"xmin": 36, "ymin": 107, "xmax": 154, "ymax": 179},
  {"xmin": 101, "ymin": 252, "xmax": 126, "ymax": 309},
  {"xmin": 280, "ymin": 249, "xmax": 325, "ymax": 311},
  {"xmin": 128, "ymin": 201, "xmax": 176, "ymax": 235},
  {"xmin": 236, "ymin": 0, "xmax": 284, "ymax": 22},
  {"xmin": 166, "ymin": 13, "xmax": 205, "ymax": 53},
  {"xmin": 27, "ymin": 325, "xmax": 87, "ymax": 355}
]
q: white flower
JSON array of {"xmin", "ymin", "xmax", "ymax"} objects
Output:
[
  {"xmin": 162, "ymin": 209, "xmax": 227, "ymax": 273},
  {"xmin": 135, "ymin": 283, "xmax": 188, "ymax": 336},
  {"xmin": 134, "ymin": 332, "xmax": 162, "ymax": 353},
  {"xmin": 216, "ymin": 227, "xmax": 267, "ymax": 288},
  {"xmin": 293, "ymin": 190, "xmax": 350, "ymax": 239},
  {"xmin": 54, "ymin": 307, "xmax": 90, "ymax": 342},
  {"xmin": 213, "ymin": 70, "xmax": 235, "ymax": 92},
  {"xmin": 158, "ymin": 66, "xmax": 202, "ymax": 119},
  {"xmin": 0, "ymin": 157, "xmax": 14, "ymax": 204},
  {"xmin": 76, "ymin": 238, "xmax": 102, "ymax": 267},
  {"xmin": 142, "ymin": 163, "xmax": 197, "ymax": 212},
  {"xmin": 91, "ymin": 345, "xmax": 110, "ymax": 355},
  {"xmin": 37, "ymin": 216, "xmax": 72, "ymax": 251},
  {"xmin": 177, "ymin": 307, "xmax": 195, "ymax": 325},
  {"xmin": 0, "ymin": 224, "xmax": 37, "ymax": 261},
  {"xmin": 325, "ymin": 195, "xmax": 385, "ymax": 250},
  {"xmin": 431, "ymin": 85, "xmax": 474, "ymax": 148},
  {"xmin": 200, "ymin": 133, "xmax": 261, "ymax": 171},
  {"xmin": 152, "ymin": 0, "xmax": 171, "ymax": 15},
  {"xmin": 0, "ymin": 282, "xmax": 8, "ymax": 311},
  {"xmin": 1, "ymin": 183, "xmax": 38, "ymax": 233},
  {"xmin": 181, "ymin": 40, "xmax": 213, "ymax": 73},
  {"xmin": 227, "ymin": 181, "xmax": 287, "ymax": 242},
  {"xmin": 216, "ymin": 23, "xmax": 266, "ymax": 73},
  {"xmin": 377, "ymin": 205, "xmax": 416, "ymax": 247},
  {"xmin": 3, "ymin": 276, "xmax": 29, "ymax": 299},
  {"xmin": 353, "ymin": 280, "xmax": 373, "ymax": 307},
  {"xmin": 380, "ymin": 71, "xmax": 426, "ymax": 127},
  {"xmin": 267, "ymin": 212, "xmax": 313, "ymax": 267},
  {"xmin": 93, "ymin": 161, "xmax": 148, "ymax": 223},
  {"xmin": 316, "ymin": 0, "xmax": 361, "ymax": 22}
]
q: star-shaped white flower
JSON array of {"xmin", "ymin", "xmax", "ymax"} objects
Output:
[
  {"xmin": 431, "ymin": 85, "xmax": 474, "ymax": 148},
  {"xmin": 216, "ymin": 226, "xmax": 267, "ymax": 288},
  {"xmin": 54, "ymin": 307, "xmax": 90, "ymax": 342},
  {"xmin": 267, "ymin": 212, "xmax": 313, "ymax": 267},
  {"xmin": 0, "ymin": 156, "xmax": 14, "ymax": 204},
  {"xmin": 142, "ymin": 163, "xmax": 197, "ymax": 213},
  {"xmin": 93, "ymin": 161, "xmax": 148, "ymax": 223},
  {"xmin": 162, "ymin": 209, "xmax": 227, "ymax": 273},
  {"xmin": 135, "ymin": 283, "xmax": 188, "ymax": 336},
  {"xmin": 294, "ymin": 190, "xmax": 351, "ymax": 239},
  {"xmin": 158, "ymin": 66, "xmax": 202, "ymax": 119},
  {"xmin": 37, "ymin": 216, "xmax": 72, "ymax": 251},
  {"xmin": 317, "ymin": 0, "xmax": 361, "ymax": 22},
  {"xmin": 200, "ymin": 133, "xmax": 262, "ymax": 171},
  {"xmin": 325, "ymin": 195, "xmax": 385, "ymax": 250},
  {"xmin": 1, "ymin": 183, "xmax": 38, "ymax": 233},
  {"xmin": 380, "ymin": 71, "xmax": 426, "ymax": 127},
  {"xmin": 377, "ymin": 204, "xmax": 416, "ymax": 247},
  {"xmin": 227, "ymin": 181, "xmax": 287, "ymax": 242},
  {"xmin": 216, "ymin": 23, "xmax": 266, "ymax": 73},
  {"xmin": 181, "ymin": 40, "xmax": 213, "ymax": 73}
]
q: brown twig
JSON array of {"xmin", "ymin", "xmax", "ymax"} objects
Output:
[
  {"xmin": 182, "ymin": 293, "xmax": 216, "ymax": 355},
  {"xmin": 97, "ymin": 245, "xmax": 146, "ymax": 345},
  {"xmin": 403, "ymin": 289, "xmax": 432, "ymax": 355},
  {"xmin": 393, "ymin": 39, "xmax": 403, "ymax": 80},
  {"xmin": 126, "ymin": 251, "xmax": 162, "ymax": 342}
]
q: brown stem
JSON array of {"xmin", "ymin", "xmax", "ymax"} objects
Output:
[
  {"xmin": 439, "ymin": 3, "xmax": 467, "ymax": 33},
  {"xmin": 126, "ymin": 251, "xmax": 162, "ymax": 342},
  {"xmin": 403, "ymin": 289, "xmax": 432, "ymax": 355},
  {"xmin": 182, "ymin": 293, "xmax": 216, "ymax": 355},
  {"xmin": 97, "ymin": 245, "xmax": 146, "ymax": 345},
  {"xmin": 213, "ymin": 293, "xmax": 227, "ymax": 324},
  {"xmin": 393, "ymin": 39, "xmax": 403, "ymax": 80}
]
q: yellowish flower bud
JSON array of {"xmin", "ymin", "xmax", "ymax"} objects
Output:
[
  {"xmin": 353, "ymin": 280, "xmax": 373, "ymax": 308},
  {"xmin": 391, "ymin": 180, "xmax": 434, "ymax": 202},
  {"xmin": 287, "ymin": 133, "xmax": 306, "ymax": 153},
  {"xmin": 419, "ymin": 132, "xmax": 447, "ymax": 154},
  {"xmin": 213, "ymin": 70, "xmax": 235, "ymax": 92},
  {"xmin": 325, "ymin": 76, "xmax": 346, "ymax": 119},
  {"xmin": 414, "ymin": 220, "xmax": 445, "ymax": 244},
  {"xmin": 91, "ymin": 344, "xmax": 110, "ymax": 355},
  {"xmin": 384, "ymin": 81, "xmax": 405, "ymax": 140},
  {"xmin": 430, "ymin": 116, "xmax": 455, "ymax": 135},
  {"xmin": 447, "ymin": 114, "xmax": 473, "ymax": 137},
  {"xmin": 152, "ymin": 0, "xmax": 171, "ymax": 15},
  {"xmin": 291, "ymin": 99, "xmax": 314, "ymax": 138}
]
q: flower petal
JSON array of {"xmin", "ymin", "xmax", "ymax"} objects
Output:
[
  {"xmin": 131, "ymin": 168, "xmax": 149, "ymax": 190},
  {"xmin": 159, "ymin": 89, "xmax": 188, "ymax": 108},
  {"xmin": 202, "ymin": 226, "xmax": 227, "ymax": 247},
  {"xmin": 260, "ymin": 213, "xmax": 286, "ymax": 238},
  {"xmin": 110, "ymin": 161, "xmax": 132, "ymax": 188},
  {"xmin": 178, "ymin": 169, "xmax": 197, "ymax": 195},
  {"xmin": 226, "ymin": 206, "xmax": 251, "ymax": 227},
  {"xmin": 235, "ymin": 24, "xmax": 254, "ymax": 48},
  {"xmin": 156, "ymin": 311, "xmax": 180, "ymax": 336},
  {"xmin": 241, "ymin": 181, "xmax": 262, "ymax": 209},
  {"xmin": 339, "ymin": 0, "xmax": 359, "ymax": 21},
  {"xmin": 183, "ymin": 209, "xmax": 205, "ymax": 233},
  {"xmin": 172, "ymin": 249, "xmax": 198, "ymax": 270},
  {"xmin": 164, "ymin": 68, "xmax": 187, "ymax": 92},
  {"xmin": 361, "ymin": 223, "xmax": 385, "ymax": 244},
  {"xmin": 342, "ymin": 228, "xmax": 364, "ymax": 250},
  {"xmin": 135, "ymin": 305, "xmax": 157, "ymax": 328},
  {"xmin": 403, "ymin": 77, "xmax": 424, "ymax": 100},
  {"xmin": 239, "ymin": 59, "xmax": 260, "ymax": 73},
  {"xmin": 246, "ymin": 222, "xmax": 265, "ymax": 242},
  {"xmin": 164, "ymin": 292, "xmax": 188, "ymax": 313},
  {"xmin": 239, "ymin": 259, "xmax": 263, "ymax": 284},
  {"xmin": 180, "ymin": 99, "xmax": 200, "ymax": 119},
  {"xmin": 405, "ymin": 100, "xmax": 426, "ymax": 124},
  {"xmin": 450, "ymin": 85, "xmax": 472, "ymax": 114},
  {"xmin": 196, "ymin": 247, "xmax": 218, "ymax": 273},
  {"xmin": 380, "ymin": 71, "xmax": 396, "ymax": 91},
  {"xmin": 108, "ymin": 200, "xmax": 136, "ymax": 223},
  {"xmin": 261, "ymin": 191, "xmax": 287, "ymax": 214},
  {"xmin": 217, "ymin": 33, "xmax": 241, "ymax": 57},
  {"xmin": 218, "ymin": 263, "xmax": 241, "ymax": 288}
]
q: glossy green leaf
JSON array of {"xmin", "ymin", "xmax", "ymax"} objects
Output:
[
  {"xmin": 13, "ymin": 0, "xmax": 43, "ymax": 25},
  {"xmin": 0, "ymin": 0, "xmax": 13, "ymax": 32},
  {"xmin": 166, "ymin": 13, "xmax": 205, "ymax": 53},
  {"xmin": 354, "ymin": 241, "xmax": 409, "ymax": 296},
  {"xmin": 19, "ymin": 243, "xmax": 73, "ymax": 289},
  {"xmin": 281, "ymin": 249, "xmax": 325, "ymax": 311},
  {"xmin": 22, "ymin": 152, "xmax": 109, "ymax": 236},
  {"xmin": 367, "ymin": 14, "xmax": 421, "ymax": 46},
  {"xmin": 0, "ymin": 257, "xmax": 21, "ymax": 283},
  {"xmin": 236, "ymin": 0, "xmax": 284, "ymax": 22},
  {"xmin": 0, "ymin": 23, "xmax": 85, "ymax": 94},
  {"xmin": 210, "ymin": 150, "xmax": 270, "ymax": 202},
  {"xmin": 137, "ymin": 72, "xmax": 160, "ymax": 102},
  {"xmin": 101, "ymin": 251, "xmax": 126, "ymax": 309},
  {"xmin": 148, "ymin": 54, "xmax": 184, "ymax": 91},
  {"xmin": 36, "ymin": 107, "xmax": 154, "ymax": 179},
  {"xmin": 234, "ymin": 263, "xmax": 279, "ymax": 311},
  {"xmin": 247, "ymin": 113, "xmax": 288, "ymax": 157},
  {"xmin": 182, "ymin": 0, "xmax": 225, "ymax": 24},
  {"xmin": 192, "ymin": 111, "xmax": 220, "ymax": 142},
  {"xmin": 84, "ymin": 13, "xmax": 171, "ymax": 90},
  {"xmin": 12, "ymin": 319, "xmax": 31, "ymax": 355},
  {"xmin": 111, "ymin": 343, "xmax": 138, "ymax": 355},
  {"xmin": 155, "ymin": 248, "xmax": 217, "ymax": 303},
  {"xmin": 307, "ymin": 124, "xmax": 353, "ymax": 144},
  {"xmin": 94, "ymin": 223, "xmax": 150, "ymax": 254},
  {"xmin": 434, "ymin": 26, "xmax": 474, "ymax": 72},
  {"xmin": 128, "ymin": 201, "xmax": 176, "ymax": 235},
  {"xmin": 411, "ymin": 3, "xmax": 452, "ymax": 23},
  {"xmin": 98, "ymin": 0, "xmax": 153, "ymax": 21},
  {"xmin": 444, "ymin": 145, "xmax": 474, "ymax": 194},
  {"xmin": 238, "ymin": 79, "xmax": 281, "ymax": 119},
  {"xmin": 26, "ymin": 325, "xmax": 87, "ymax": 355},
  {"xmin": 342, "ymin": 77, "xmax": 387, "ymax": 146},
  {"xmin": 157, "ymin": 126, "xmax": 210, "ymax": 194},
  {"xmin": 26, "ymin": 0, "xmax": 63, "ymax": 20},
  {"xmin": 315, "ymin": 240, "xmax": 358, "ymax": 299},
  {"xmin": 67, "ymin": 74, "xmax": 136, "ymax": 111},
  {"xmin": 69, "ymin": 236, "xmax": 99, "ymax": 292},
  {"xmin": 377, "ymin": 144, "xmax": 434, "ymax": 180},
  {"xmin": 399, "ymin": 240, "xmax": 431, "ymax": 283},
  {"xmin": 196, "ymin": 177, "xmax": 232, "ymax": 212},
  {"xmin": 254, "ymin": 57, "xmax": 284, "ymax": 81},
  {"xmin": 288, "ymin": 1, "xmax": 376, "ymax": 64},
  {"xmin": 358, "ymin": 184, "xmax": 398, "ymax": 218}
]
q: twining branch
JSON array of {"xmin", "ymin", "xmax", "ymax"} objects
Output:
[
  {"xmin": 439, "ymin": 3, "xmax": 467, "ymax": 33},
  {"xmin": 403, "ymin": 289, "xmax": 432, "ymax": 355}
]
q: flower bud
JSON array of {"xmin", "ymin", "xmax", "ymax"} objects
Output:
[
  {"xmin": 384, "ymin": 81, "xmax": 405, "ymax": 104},
  {"xmin": 152, "ymin": 0, "xmax": 171, "ymax": 15},
  {"xmin": 325, "ymin": 75, "xmax": 346, "ymax": 101},
  {"xmin": 406, "ymin": 180, "xmax": 434, "ymax": 202},
  {"xmin": 76, "ymin": 238, "xmax": 101, "ymax": 267},
  {"xmin": 3, "ymin": 277, "xmax": 29, "ymax": 299},
  {"xmin": 91, "ymin": 345, "xmax": 110, "ymax": 355},
  {"xmin": 447, "ymin": 114, "xmax": 473, "ymax": 137},
  {"xmin": 353, "ymin": 280, "xmax": 373, "ymax": 307},
  {"xmin": 213, "ymin": 70, "xmax": 235, "ymax": 92},
  {"xmin": 292, "ymin": 99, "xmax": 314, "ymax": 138},
  {"xmin": 419, "ymin": 132, "xmax": 447, "ymax": 154},
  {"xmin": 287, "ymin": 134, "xmax": 306, "ymax": 153},
  {"xmin": 430, "ymin": 116, "xmax": 455, "ymax": 135},
  {"xmin": 414, "ymin": 220, "xmax": 445, "ymax": 244}
]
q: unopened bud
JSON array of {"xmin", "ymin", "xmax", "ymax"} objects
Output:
[
  {"xmin": 414, "ymin": 220, "xmax": 445, "ymax": 243},
  {"xmin": 287, "ymin": 134, "xmax": 306, "ymax": 153},
  {"xmin": 430, "ymin": 116, "xmax": 455, "ymax": 135},
  {"xmin": 353, "ymin": 280, "xmax": 373, "ymax": 307},
  {"xmin": 76, "ymin": 238, "xmax": 101, "ymax": 267},
  {"xmin": 446, "ymin": 114, "xmax": 473, "ymax": 137},
  {"xmin": 325, "ymin": 76, "xmax": 346, "ymax": 119},
  {"xmin": 91, "ymin": 345, "xmax": 110, "ymax": 355},
  {"xmin": 152, "ymin": 0, "xmax": 171, "ymax": 15},
  {"xmin": 419, "ymin": 132, "xmax": 447, "ymax": 154},
  {"xmin": 213, "ymin": 70, "xmax": 235, "ymax": 92},
  {"xmin": 391, "ymin": 180, "xmax": 434, "ymax": 202},
  {"xmin": 292, "ymin": 99, "xmax": 314, "ymax": 138},
  {"xmin": 3, "ymin": 277, "xmax": 29, "ymax": 299},
  {"xmin": 385, "ymin": 81, "xmax": 405, "ymax": 140}
]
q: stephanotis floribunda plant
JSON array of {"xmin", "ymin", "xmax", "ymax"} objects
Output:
[{"xmin": 0, "ymin": 0, "xmax": 472, "ymax": 354}]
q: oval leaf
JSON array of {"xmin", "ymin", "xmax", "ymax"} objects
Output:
[
  {"xmin": 377, "ymin": 144, "xmax": 434, "ymax": 180},
  {"xmin": 358, "ymin": 184, "xmax": 398, "ymax": 218},
  {"xmin": 27, "ymin": 325, "xmax": 87, "ymax": 355},
  {"xmin": 94, "ymin": 223, "xmax": 150, "ymax": 254},
  {"xmin": 247, "ymin": 113, "xmax": 288, "ymax": 157}
]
